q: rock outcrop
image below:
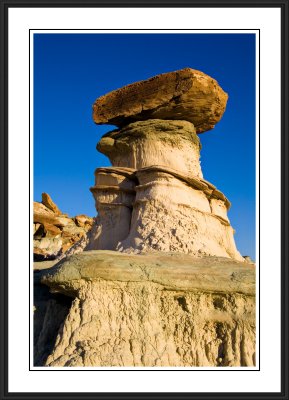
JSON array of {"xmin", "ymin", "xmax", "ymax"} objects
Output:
[
  {"xmin": 33, "ymin": 193, "xmax": 94, "ymax": 261},
  {"xmin": 41, "ymin": 251, "xmax": 255, "ymax": 367}
]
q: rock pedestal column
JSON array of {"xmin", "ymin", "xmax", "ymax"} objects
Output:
[
  {"xmin": 90, "ymin": 167, "xmax": 136, "ymax": 250},
  {"xmin": 117, "ymin": 165, "xmax": 240, "ymax": 259},
  {"xmin": 91, "ymin": 68, "xmax": 243, "ymax": 261},
  {"xmin": 96, "ymin": 120, "xmax": 203, "ymax": 178}
]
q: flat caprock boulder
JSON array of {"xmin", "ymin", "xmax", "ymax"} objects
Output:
[{"xmin": 92, "ymin": 68, "xmax": 228, "ymax": 133}]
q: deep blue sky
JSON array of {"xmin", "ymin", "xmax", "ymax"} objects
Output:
[{"xmin": 34, "ymin": 33, "xmax": 256, "ymax": 259}]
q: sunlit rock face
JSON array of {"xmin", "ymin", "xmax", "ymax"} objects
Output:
[
  {"xmin": 90, "ymin": 167, "xmax": 137, "ymax": 250},
  {"xmin": 97, "ymin": 119, "xmax": 203, "ymax": 178},
  {"xmin": 117, "ymin": 166, "xmax": 242, "ymax": 261},
  {"xmin": 93, "ymin": 67, "xmax": 228, "ymax": 133}
]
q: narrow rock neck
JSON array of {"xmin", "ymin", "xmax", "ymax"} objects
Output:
[{"xmin": 97, "ymin": 119, "xmax": 203, "ymax": 179}]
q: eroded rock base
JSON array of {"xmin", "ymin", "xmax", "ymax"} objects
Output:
[
  {"xmin": 40, "ymin": 251, "xmax": 256, "ymax": 367},
  {"xmin": 45, "ymin": 282, "xmax": 255, "ymax": 367},
  {"xmin": 34, "ymin": 271, "xmax": 73, "ymax": 366}
]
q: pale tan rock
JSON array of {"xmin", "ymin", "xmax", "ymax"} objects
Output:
[
  {"xmin": 34, "ymin": 201, "xmax": 54, "ymax": 216},
  {"xmin": 94, "ymin": 166, "xmax": 137, "ymax": 189},
  {"xmin": 209, "ymin": 198, "xmax": 230, "ymax": 222},
  {"xmin": 243, "ymin": 255, "xmax": 254, "ymax": 264},
  {"xmin": 34, "ymin": 237, "xmax": 63, "ymax": 260},
  {"xmin": 89, "ymin": 167, "xmax": 136, "ymax": 250},
  {"xmin": 93, "ymin": 120, "xmax": 240, "ymax": 259},
  {"xmin": 41, "ymin": 193, "xmax": 62, "ymax": 215},
  {"xmin": 41, "ymin": 251, "xmax": 255, "ymax": 367},
  {"xmin": 97, "ymin": 120, "xmax": 203, "ymax": 178},
  {"xmin": 116, "ymin": 166, "xmax": 242, "ymax": 261},
  {"xmin": 93, "ymin": 68, "xmax": 228, "ymax": 133},
  {"xmin": 74, "ymin": 215, "xmax": 94, "ymax": 228}
]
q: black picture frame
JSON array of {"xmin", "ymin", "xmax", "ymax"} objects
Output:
[{"xmin": 0, "ymin": 1, "xmax": 288, "ymax": 399}]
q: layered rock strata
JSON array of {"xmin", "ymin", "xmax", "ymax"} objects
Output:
[
  {"xmin": 90, "ymin": 167, "xmax": 137, "ymax": 250},
  {"xmin": 41, "ymin": 251, "xmax": 255, "ymax": 367},
  {"xmin": 92, "ymin": 115, "xmax": 242, "ymax": 260}
]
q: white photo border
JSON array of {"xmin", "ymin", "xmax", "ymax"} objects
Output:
[{"xmin": 5, "ymin": 5, "xmax": 284, "ymax": 396}]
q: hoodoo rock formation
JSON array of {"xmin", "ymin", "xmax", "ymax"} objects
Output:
[
  {"xmin": 39, "ymin": 68, "xmax": 255, "ymax": 367},
  {"xmin": 90, "ymin": 69, "xmax": 242, "ymax": 261}
]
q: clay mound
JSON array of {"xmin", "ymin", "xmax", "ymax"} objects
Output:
[{"xmin": 92, "ymin": 68, "xmax": 228, "ymax": 133}]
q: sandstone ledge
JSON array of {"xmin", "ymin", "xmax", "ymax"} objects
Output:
[{"xmin": 42, "ymin": 251, "xmax": 255, "ymax": 297}]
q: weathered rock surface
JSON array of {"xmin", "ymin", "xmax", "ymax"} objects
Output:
[
  {"xmin": 117, "ymin": 167, "xmax": 242, "ymax": 260},
  {"xmin": 41, "ymin": 192, "xmax": 61, "ymax": 215},
  {"xmin": 88, "ymin": 161, "xmax": 241, "ymax": 260},
  {"xmin": 90, "ymin": 167, "xmax": 137, "ymax": 250},
  {"xmin": 40, "ymin": 251, "xmax": 255, "ymax": 367},
  {"xmin": 34, "ymin": 270, "xmax": 72, "ymax": 366},
  {"xmin": 243, "ymin": 255, "xmax": 254, "ymax": 264},
  {"xmin": 33, "ymin": 193, "xmax": 94, "ymax": 261},
  {"xmin": 93, "ymin": 68, "xmax": 228, "ymax": 133},
  {"xmin": 93, "ymin": 118, "xmax": 242, "ymax": 260}
]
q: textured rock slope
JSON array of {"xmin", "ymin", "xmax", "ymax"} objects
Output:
[{"xmin": 40, "ymin": 251, "xmax": 256, "ymax": 367}]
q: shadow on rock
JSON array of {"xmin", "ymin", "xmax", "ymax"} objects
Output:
[{"xmin": 34, "ymin": 269, "xmax": 73, "ymax": 366}]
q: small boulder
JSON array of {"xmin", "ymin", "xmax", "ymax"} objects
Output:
[
  {"xmin": 41, "ymin": 193, "xmax": 62, "ymax": 215},
  {"xmin": 74, "ymin": 214, "xmax": 94, "ymax": 228},
  {"xmin": 43, "ymin": 223, "xmax": 62, "ymax": 238},
  {"xmin": 34, "ymin": 202, "xmax": 54, "ymax": 216}
]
